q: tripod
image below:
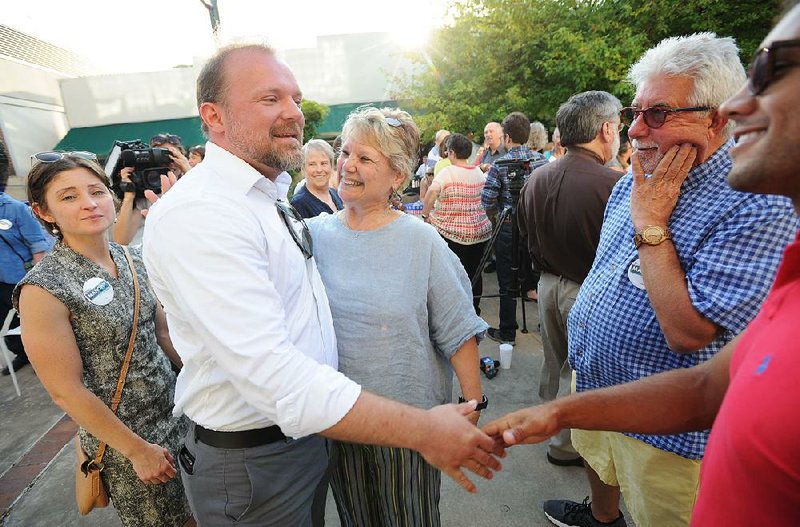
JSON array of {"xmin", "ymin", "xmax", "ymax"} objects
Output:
[{"xmin": 472, "ymin": 203, "xmax": 532, "ymax": 334}]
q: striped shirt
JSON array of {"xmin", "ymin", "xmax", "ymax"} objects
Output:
[
  {"xmin": 567, "ymin": 140, "xmax": 799, "ymax": 459},
  {"xmin": 429, "ymin": 165, "xmax": 492, "ymax": 245}
]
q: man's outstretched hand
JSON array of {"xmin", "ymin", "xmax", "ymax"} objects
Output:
[
  {"xmin": 418, "ymin": 401, "xmax": 506, "ymax": 494},
  {"xmin": 481, "ymin": 404, "xmax": 561, "ymax": 448}
]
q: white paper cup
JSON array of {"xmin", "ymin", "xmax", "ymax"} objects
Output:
[{"xmin": 499, "ymin": 343, "xmax": 513, "ymax": 369}]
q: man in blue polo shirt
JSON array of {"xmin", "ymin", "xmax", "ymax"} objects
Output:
[{"xmin": 0, "ymin": 192, "xmax": 48, "ymax": 375}]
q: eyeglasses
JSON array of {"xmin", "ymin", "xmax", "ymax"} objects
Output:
[
  {"xmin": 31, "ymin": 151, "xmax": 97, "ymax": 167},
  {"xmin": 275, "ymin": 200, "xmax": 313, "ymax": 259},
  {"xmin": 150, "ymin": 134, "xmax": 183, "ymax": 146},
  {"xmin": 747, "ymin": 39, "xmax": 800, "ymax": 95},
  {"xmin": 620, "ymin": 106, "xmax": 712, "ymax": 129}
]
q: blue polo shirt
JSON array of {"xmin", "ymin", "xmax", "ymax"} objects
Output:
[
  {"xmin": 0, "ymin": 193, "xmax": 49, "ymax": 284},
  {"xmin": 567, "ymin": 140, "xmax": 799, "ymax": 459}
]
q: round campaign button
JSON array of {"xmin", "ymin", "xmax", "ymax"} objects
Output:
[
  {"xmin": 628, "ymin": 259, "xmax": 646, "ymax": 290},
  {"xmin": 83, "ymin": 277, "xmax": 114, "ymax": 306},
  {"xmin": 0, "ymin": 219, "xmax": 12, "ymax": 230}
]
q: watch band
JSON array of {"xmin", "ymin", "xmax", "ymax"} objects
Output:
[
  {"xmin": 458, "ymin": 394, "xmax": 489, "ymax": 411},
  {"xmin": 633, "ymin": 226, "xmax": 671, "ymax": 248}
]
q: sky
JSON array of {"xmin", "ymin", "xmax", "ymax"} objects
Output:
[{"xmin": 2, "ymin": 0, "xmax": 449, "ymax": 73}]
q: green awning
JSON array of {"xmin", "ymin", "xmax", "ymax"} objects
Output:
[
  {"xmin": 54, "ymin": 117, "xmax": 206, "ymax": 157},
  {"xmin": 317, "ymin": 100, "xmax": 399, "ymax": 137},
  {"xmin": 53, "ymin": 101, "xmax": 402, "ymax": 154}
]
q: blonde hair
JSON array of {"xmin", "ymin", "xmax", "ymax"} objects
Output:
[{"xmin": 341, "ymin": 107, "xmax": 420, "ymax": 190}]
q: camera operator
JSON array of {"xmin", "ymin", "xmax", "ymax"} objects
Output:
[
  {"xmin": 114, "ymin": 134, "xmax": 189, "ymax": 245},
  {"xmin": 480, "ymin": 112, "xmax": 546, "ymax": 345}
]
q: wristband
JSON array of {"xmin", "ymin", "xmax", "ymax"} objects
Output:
[{"xmin": 458, "ymin": 393, "xmax": 488, "ymax": 411}]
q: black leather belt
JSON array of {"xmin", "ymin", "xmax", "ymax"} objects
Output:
[{"xmin": 195, "ymin": 424, "xmax": 286, "ymax": 449}]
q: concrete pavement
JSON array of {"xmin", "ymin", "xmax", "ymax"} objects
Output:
[{"xmin": 0, "ymin": 272, "xmax": 627, "ymax": 526}]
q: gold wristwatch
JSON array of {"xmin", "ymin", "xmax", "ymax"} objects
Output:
[{"xmin": 633, "ymin": 225, "xmax": 671, "ymax": 248}]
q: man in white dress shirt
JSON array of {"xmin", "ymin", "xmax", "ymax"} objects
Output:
[{"xmin": 143, "ymin": 44, "xmax": 500, "ymax": 526}]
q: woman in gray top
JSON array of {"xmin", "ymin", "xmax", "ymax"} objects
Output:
[
  {"xmin": 308, "ymin": 107, "xmax": 487, "ymax": 527},
  {"xmin": 13, "ymin": 155, "xmax": 192, "ymax": 527}
]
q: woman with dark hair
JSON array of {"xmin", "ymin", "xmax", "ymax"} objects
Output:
[
  {"xmin": 421, "ymin": 132, "xmax": 492, "ymax": 315},
  {"xmin": 14, "ymin": 153, "xmax": 192, "ymax": 527},
  {"xmin": 187, "ymin": 145, "xmax": 205, "ymax": 167}
]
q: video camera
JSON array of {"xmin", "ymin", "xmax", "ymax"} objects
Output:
[
  {"xmin": 494, "ymin": 158, "xmax": 534, "ymax": 199},
  {"xmin": 104, "ymin": 140, "xmax": 172, "ymax": 199}
]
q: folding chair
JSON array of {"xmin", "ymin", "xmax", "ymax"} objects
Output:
[{"xmin": 1, "ymin": 309, "xmax": 22, "ymax": 397}]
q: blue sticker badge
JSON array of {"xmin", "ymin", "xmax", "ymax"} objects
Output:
[
  {"xmin": 83, "ymin": 277, "xmax": 114, "ymax": 306},
  {"xmin": 628, "ymin": 259, "xmax": 645, "ymax": 290}
]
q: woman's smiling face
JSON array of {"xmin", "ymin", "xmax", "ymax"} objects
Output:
[{"xmin": 337, "ymin": 135, "xmax": 403, "ymax": 209}]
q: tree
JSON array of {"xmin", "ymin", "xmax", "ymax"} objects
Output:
[
  {"xmin": 301, "ymin": 100, "xmax": 330, "ymax": 142},
  {"xmin": 394, "ymin": 0, "xmax": 781, "ymax": 143}
]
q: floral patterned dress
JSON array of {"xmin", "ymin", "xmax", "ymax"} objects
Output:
[{"xmin": 14, "ymin": 242, "xmax": 189, "ymax": 526}]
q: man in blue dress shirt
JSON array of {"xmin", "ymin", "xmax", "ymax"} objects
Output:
[{"xmin": 0, "ymin": 192, "xmax": 48, "ymax": 374}]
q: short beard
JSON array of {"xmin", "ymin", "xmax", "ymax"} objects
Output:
[
  {"xmin": 227, "ymin": 118, "xmax": 304, "ymax": 172},
  {"xmin": 260, "ymin": 147, "xmax": 303, "ymax": 172}
]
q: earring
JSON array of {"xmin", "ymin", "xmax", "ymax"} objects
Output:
[{"xmin": 51, "ymin": 226, "xmax": 59, "ymax": 235}]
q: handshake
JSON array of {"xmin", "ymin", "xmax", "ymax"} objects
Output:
[{"xmin": 419, "ymin": 399, "xmax": 561, "ymax": 493}]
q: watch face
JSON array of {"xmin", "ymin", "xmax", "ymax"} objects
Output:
[{"xmin": 642, "ymin": 226, "xmax": 665, "ymax": 243}]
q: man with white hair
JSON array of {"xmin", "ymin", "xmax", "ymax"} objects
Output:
[{"xmin": 530, "ymin": 33, "xmax": 797, "ymax": 527}]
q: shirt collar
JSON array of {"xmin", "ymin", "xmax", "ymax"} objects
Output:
[
  {"xmin": 681, "ymin": 139, "xmax": 733, "ymax": 193},
  {"xmin": 564, "ymin": 145, "xmax": 605, "ymax": 165},
  {"xmin": 203, "ymin": 141, "xmax": 289, "ymax": 201}
]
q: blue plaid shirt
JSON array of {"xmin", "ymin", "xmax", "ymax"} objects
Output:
[
  {"xmin": 481, "ymin": 145, "xmax": 546, "ymax": 215},
  {"xmin": 567, "ymin": 140, "xmax": 799, "ymax": 459}
]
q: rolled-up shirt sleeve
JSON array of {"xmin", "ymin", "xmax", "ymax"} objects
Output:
[
  {"xmin": 19, "ymin": 206, "xmax": 49, "ymax": 255},
  {"xmin": 144, "ymin": 196, "xmax": 360, "ymax": 438}
]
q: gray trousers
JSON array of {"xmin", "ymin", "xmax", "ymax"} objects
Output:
[
  {"xmin": 180, "ymin": 425, "xmax": 329, "ymax": 526},
  {"xmin": 537, "ymin": 272, "xmax": 581, "ymax": 460}
]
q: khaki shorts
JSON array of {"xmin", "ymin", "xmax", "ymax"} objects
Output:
[
  {"xmin": 572, "ymin": 428, "xmax": 701, "ymax": 527},
  {"xmin": 570, "ymin": 372, "xmax": 701, "ymax": 527}
]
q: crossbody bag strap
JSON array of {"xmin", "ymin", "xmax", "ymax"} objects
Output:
[{"xmin": 91, "ymin": 245, "xmax": 140, "ymax": 468}]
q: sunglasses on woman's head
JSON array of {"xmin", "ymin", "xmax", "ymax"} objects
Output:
[
  {"xmin": 150, "ymin": 134, "xmax": 183, "ymax": 146},
  {"xmin": 620, "ymin": 106, "xmax": 712, "ymax": 129},
  {"xmin": 31, "ymin": 151, "xmax": 97, "ymax": 167},
  {"xmin": 747, "ymin": 39, "xmax": 800, "ymax": 95}
]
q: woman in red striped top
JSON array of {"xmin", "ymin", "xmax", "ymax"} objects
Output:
[{"xmin": 422, "ymin": 133, "xmax": 492, "ymax": 315}]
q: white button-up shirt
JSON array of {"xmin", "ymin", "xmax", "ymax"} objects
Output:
[{"xmin": 143, "ymin": 142, "xmax": 361, "ymax": 437}]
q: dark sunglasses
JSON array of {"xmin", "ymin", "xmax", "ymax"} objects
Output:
[
  {"xmin": 748, "ymin": 39, "xmax": 800, "ymax": 95},
  {"xmin": 31, "ymin": 151, "xmax": 97, "ymax": 167},
  {"xmin": 275, "ymin": 200, "xmax": 313, "ymax": 259},
  {"xmin": 150, "ymin": 133, "xmax": 183, "ymax": 146},
  {"xmin": 620, "ymin": 106, "xmax": 712, "ymax": 129}
]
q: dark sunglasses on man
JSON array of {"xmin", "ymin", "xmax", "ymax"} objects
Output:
[
  {"xmin": 747, "ymin": 39, "xmax": 800, "ymax": 95},
  {"xmin": 275, "ymin": 200, "xmax": 313, "ymax": 259},
  {"xmin": 620, "ymin": 105, "xmax": 712, "ymax": 129}
]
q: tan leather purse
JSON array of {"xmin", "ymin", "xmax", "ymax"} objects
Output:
[{"xmin": 75, "ymin": 246, "xmax": 140, "ymax": 515}]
